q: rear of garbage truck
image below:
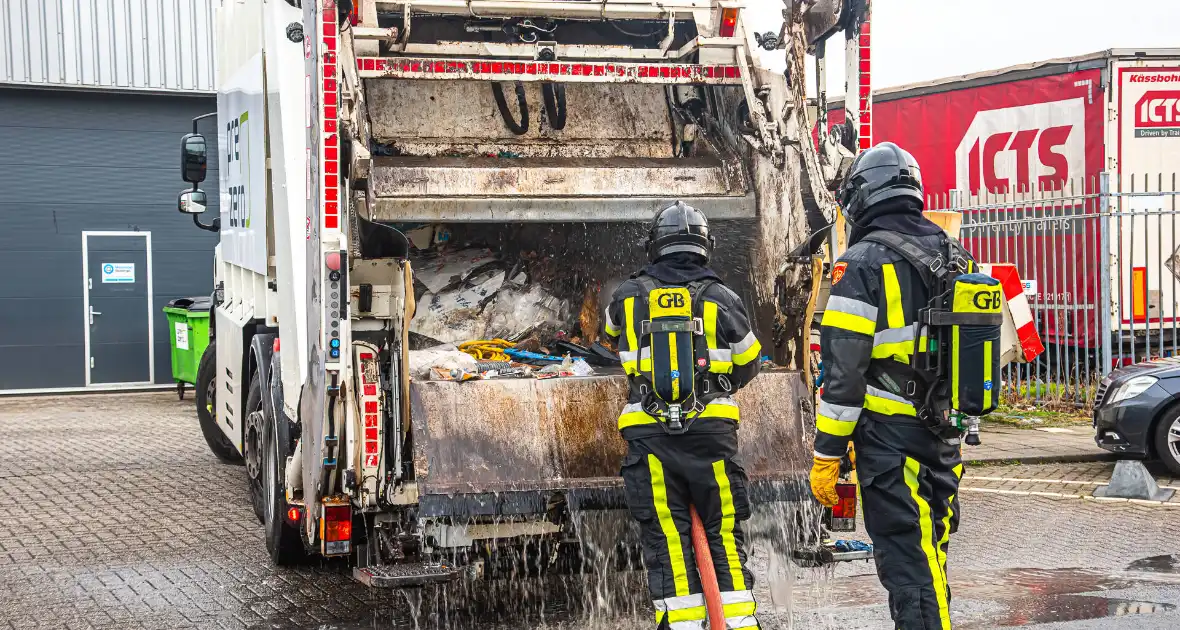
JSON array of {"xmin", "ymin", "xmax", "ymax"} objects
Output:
[{"xmin": 183, "ymin": 0, "xmax": 854, "ymax": 583}]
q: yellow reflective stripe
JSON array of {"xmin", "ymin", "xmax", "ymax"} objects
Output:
[
  {"xmin": 640, "ymin": 358, "xmax": 652, "ymax": 373},
  {"xmin": 650, "ymin": 455, "xmax": 690, "ymax": 597},
  {"xmin": 731, "ymin": 339, "xmax": 761, "ymax": 366},
  {"xmin": 863, "ymin": 393, "xmax": 917, "ymax": 417},
  {"xmin": 723, "ymin": 602, "xmax": 757, "ymax": 618},
  {"xmin": 821, "ymin": 310, "xmax": 875, "ymax": 336},
  {"xmin": 937, "ymin": 490, "xmax": 958, "ymax": 607},
  {"xmin": 667, "ymin": 606, "xmax": 708, "ymax": 623},
  {"xmin": 816, "ymin": 414, "xmax": 856, "ymax": 437},
  {"xmin": 623, "ymin": 412, "xmax": 660, "ymax": 431},
  {"xmin": 882, "ymin": 264, "xmax": 905, "ymax": 329},
  {"xmin": 983, "ymin": 339, "xmax": 993, "ymax": 410},
  {"xmin": 871, "ymin": 341, "xmax": 915, "ymax": 361},
  {"xmin": 605, "ymin": 322, "xmax": 621, "ymax": 336},
  {"xmin": 699, "ymin": 402, "xmax": 740, "ymax": 421},
  {"xmin": 951, "ymin": 326, "xmax": 960, "ymax": 410},
  {"xmin": 624, "ymin": 296, "xmax": 638, "ymax": 356},
  {"xmin": 712, "ymin": 460, "xmax": 746, "ymax": 591},
  {"xmin": 621, "ymin": 403, "xmax": 739, "ymax": 429},
  {"xmin": 704, "ymin": 301, "xmax": 719, "ymax": 349},
  {"xmin": 708, "ymin": 360, "xmax": 734, "ymax": 374},
  {"xmin": 904, "ymin": 457, "xmax": 951, "ymax": 630},
  {"xmin": 669, "ymin": 334, "xmax": 680, "ymax": 400},
  {"xmin": 618, "ymin": 410, "xmax": 658, "ymax": 429}
]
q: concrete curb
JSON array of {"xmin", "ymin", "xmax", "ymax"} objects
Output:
[{"xmin": 965, "ymin": 451, "xmax": 1119, "ymax": 466}]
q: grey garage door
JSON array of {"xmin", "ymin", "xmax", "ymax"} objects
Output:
[{"xmin": 0, "ymin": 88, "xmax": 220, "ymax": 390}]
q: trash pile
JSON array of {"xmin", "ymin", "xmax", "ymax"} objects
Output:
[{"xmin": 405, "ymin": 241, "xmax": 622, "ymax": 382}]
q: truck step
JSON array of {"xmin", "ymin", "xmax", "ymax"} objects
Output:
[{"xmin": 353, "ymin": 561, "xmax": 463, "ymax": 588}]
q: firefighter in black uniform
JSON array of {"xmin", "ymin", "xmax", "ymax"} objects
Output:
[
  {"xmin": 605, "ymin": 201, "xmax": 763, "ymax": 630},
  {"xmin": 811, "ymin": 143, "xmax": 968, "ymax": 630}
]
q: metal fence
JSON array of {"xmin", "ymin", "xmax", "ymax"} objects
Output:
[{"xmin": 926, "ymin": 172, "xmax": 1180, "ymax": 407}]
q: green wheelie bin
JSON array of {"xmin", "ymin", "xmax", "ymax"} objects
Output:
[{"xmin": 164, "ymin": 297, "xmax": 213, "ymax": 399}]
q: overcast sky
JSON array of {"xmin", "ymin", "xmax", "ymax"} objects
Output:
[{"xmin": 749, "ymin": 0, "xmax": 1180, "ymax": 96}]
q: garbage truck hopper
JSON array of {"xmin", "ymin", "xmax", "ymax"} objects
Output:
[{"xmin": 409, "ymin": 371, "xmax": 813, "ymax": 518}]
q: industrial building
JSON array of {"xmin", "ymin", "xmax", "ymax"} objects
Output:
[{"xmin": 0, "ymin": 0, "xmax": 220, "ymax": 391}]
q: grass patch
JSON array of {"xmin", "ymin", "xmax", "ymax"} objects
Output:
[{"xmin": 984, "ymin": 402, "xmax": 1091, "ymax": 428}]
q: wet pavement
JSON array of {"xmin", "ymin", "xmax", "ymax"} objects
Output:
[{"xmin": 1, "ymin": 392, "xmax": 1179, "ymax": 629}]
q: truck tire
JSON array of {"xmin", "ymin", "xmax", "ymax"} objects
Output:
[
  {"xmin": 1155, "ymin": 409, "xmax": 1180, "ymax": 476},
  {"xmin": 195, "ymin": 342, "xmax": 243, "ymax": 464},
  {"xmin": 245, "ymin": 371, "xmax": 266, "ymax": 524},
  {"xmin": 263, "ymin": 402, "xmax": 306, "ymax": 565}
]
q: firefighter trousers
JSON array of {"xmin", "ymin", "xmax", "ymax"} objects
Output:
[
  {"xmin": 854, "ymin": 416, "xmax": 964, "ymax": 630},
  {"xmin": 620, "ymin": 429, "xmax": 759, "ymax": 630}
]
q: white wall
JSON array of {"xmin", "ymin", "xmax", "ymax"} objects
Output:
[{"xmin": 1, "ymin": 0, "xmax": 216, "ymax": 94}]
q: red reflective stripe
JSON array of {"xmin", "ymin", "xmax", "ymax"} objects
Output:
[
  {"xmin": 366, "ymin": 428, "xmax": 378, "ymax": 441},
  {"xmin": 325, "ymin": 215, "xmax": 338, "ymax": 229},
  {"xmin": 364, "ymin": 384, "xmax": 377, "ymax": 396},
  {"xmin": 365, "ymin": 401, "xmax": 378, "ymax": 413},
  {"xmin": 365, "ymin": 441, "xmax": 378, "ymax": 454},
  {"xmin": 365, "ymin": 414, "xmax": 379, "ymax": 427}
]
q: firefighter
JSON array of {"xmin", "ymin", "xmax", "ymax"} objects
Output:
[
  {"xmin": 811, "ymin": 143, "xmax": 968, "ymax": 630},
  {"xmin": 604, "ymin": 201, "xmax": 763, "ymax": 630}
]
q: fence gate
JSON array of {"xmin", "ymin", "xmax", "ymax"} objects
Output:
[{"xmin": 927, "ymin": 172, "xmax": 1180, "ymax": 407}]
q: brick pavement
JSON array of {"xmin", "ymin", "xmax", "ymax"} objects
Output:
[
  {"xmin": 1, "ymin": 393, "xmax": 1178, "ymax": 629},
  {"xmin": 964, "ymin": 422, "xmax": 1114, "ymax": 464}
]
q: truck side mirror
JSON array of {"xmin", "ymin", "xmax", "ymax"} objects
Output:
[
  {"xmin": 181, "ymin": 133, "xmax": 208, "ymax": 184},
  {"xmin": 178, "ymin": 189, "xmax": 208, "ymax": 215}
]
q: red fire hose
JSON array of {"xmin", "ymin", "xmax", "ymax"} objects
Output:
[{"xmin": 690, "ymin": 506, "xmax": 726, "ymax": 630}]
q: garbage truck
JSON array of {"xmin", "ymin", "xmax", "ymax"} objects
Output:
[{"xmin": 174, "ymin": 0, "xmax": 871, "ymax": 584}]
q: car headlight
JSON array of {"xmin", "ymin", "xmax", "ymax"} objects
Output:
[{"xmin": 1107, "ymin": 375, "xmax": 1158, "ymax": 404}]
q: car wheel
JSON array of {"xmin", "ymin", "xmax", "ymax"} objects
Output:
[
  {"xmin": 1155, "ymin": 409, "xmax": 1180, "ymax": 476},
  {"xmin": 195, "ymin": 342, "xmax": 243, "ymax": 464}
]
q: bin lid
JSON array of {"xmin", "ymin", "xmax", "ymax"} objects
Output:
[{"xmin": 166, "ymin": 296, "xmax": 214, "ymax": 312}]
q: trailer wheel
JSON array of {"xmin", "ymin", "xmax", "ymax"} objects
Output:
[
  {"xmin": 263, "ymin": 401, "xmax": 306, "ymax": 565},
  {"xmin": 195, "ymin": 342, "xmax": 242, "ymax": 464},
  {"xmin": 245, "ymin": 371, "xmax": 267, "ymax": 524}
]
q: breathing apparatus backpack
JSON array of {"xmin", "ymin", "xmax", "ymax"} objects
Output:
[
  {"xmin": 632, "ymin": 276, "xmax": 728, "ymax": 434},
  {"xmin": 861, "ymin": 231, "xmax": 1003, "ymax": 434}
]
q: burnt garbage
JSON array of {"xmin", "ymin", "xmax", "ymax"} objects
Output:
[{"xmin": 403, "ymin": 221, "xmax": 764, "ymax": 381}]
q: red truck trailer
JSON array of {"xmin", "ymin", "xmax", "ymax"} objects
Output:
[{"xmin": 825, "ymin": 49, "xmax": 1180, "ymax": 369}]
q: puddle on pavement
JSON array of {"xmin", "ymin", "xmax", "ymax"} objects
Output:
[
  {"xmin": 963, "ymin": 595, "xmax": 1175, "ymax": 628},
  {"xmin": 803, "ymin": 566, "xmax": 1178, "ymax": 628},
  {"xmin": 1128, "ymin": 554, "xmax": 1180, "ymax": 574}
]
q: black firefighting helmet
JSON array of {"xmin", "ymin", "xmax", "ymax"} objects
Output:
[
  {"xmin": 645, "ymin": 201, "xmax": 715, "ymax": 263},
  {"xmin": 838, "ymin": 142, "xmax": 924, "ymax": 225}
]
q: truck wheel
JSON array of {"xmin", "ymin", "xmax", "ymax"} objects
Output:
[
  {"xmin": 263, "ymin": 404, "xmax": 306, "ymax": 565},
  {"xmin": 1154, "ymin": 409, "xmax": 1180, "ymax": 476},
  {"xmin": 195, "ymin": 342, "xmax": 242, "ymax": 464},
  {"xmin": 245, "ymin": 371, "xmax": 266, "ymax": 524}
]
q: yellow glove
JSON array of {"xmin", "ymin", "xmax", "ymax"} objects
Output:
[{"xmin": 809, "ymin": 456, "xmax": 842, "ymax": 508}]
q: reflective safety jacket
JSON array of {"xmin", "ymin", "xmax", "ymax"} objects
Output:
[
  {"xmin": 816, "ymin": 231, "xmax": 977, "ymax": 458},
  {"xmin": 605, "ymin": 275, "xmax": 762, "ymax": 437}
]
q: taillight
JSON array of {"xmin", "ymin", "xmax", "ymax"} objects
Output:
[
  {"xmin": 321, "ymin": 505, "xmax": 352, "ymax": 555},
  {"xmin": 719, "ymin": 8, "xmax": 739, "ymax": 38},
  {"xmin": 286, "ymin": 506, "xmax": 301, "ymax": 524},
  {"xmin": 827, "ymin": 482, "xmax": 858, "ymax": 532}
]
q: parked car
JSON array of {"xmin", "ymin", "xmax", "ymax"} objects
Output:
[{"xmin": 1093, "ymin": 358, "xmax": 1180, "ymax": 475}]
